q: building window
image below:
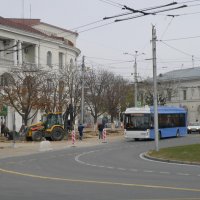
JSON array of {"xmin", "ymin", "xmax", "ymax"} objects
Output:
[
  {"xmin": 0, "ymin": 75, "xmax": 7, "ymax": 86},
  {"xmin": 0, "ymin": 73, "xmax": 13, "ymax": 87},
  {"xmin": 59, "ymin": 52, "xmax": 63, "ymax": 69},
  {"xmin": 191, "ymin": 88, "xmax": 195, "ymax": 97},
  {"xmin": 70, "ymin": 58, "xmax": 74, "ymax": 70},
  {"xmin": 47, "ymin": 51, "xmax": 52, "ymax": 67},
  {"xmin": 167, "ymin": 90, "xmax": 171, "ymax": 101},
  {"xmin": 47, "ymin": 78, "xmax": 54, "ymax": 91},
  {"xmin": 183, "ymin": 90, "xmax": 187, "ymax": 100}
]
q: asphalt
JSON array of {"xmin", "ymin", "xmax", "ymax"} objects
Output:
[
  {"xmin": 1, "ymin": 134, "xmax": 199, "ymax": 166},
  {"xmin": 0, "ymin": 135, "xmax": 123, "ymax": 159}
]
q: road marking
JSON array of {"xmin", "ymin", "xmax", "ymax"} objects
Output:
[
  {"xmin": 144, "ymin": 170, "xmax": 154, "ymax": 173},
  {"xmin": 117, "ymin": 167, "xmax": 126, "ymax": 171},
  {"xmin": 106, "ymin": 166, "xmax": 114, "ymax": 169},
  {"xmin": 160, "ymin": 172, "xmax": 170, "ymax": 174},
  {"xmin": 177, "ymin": 173, "xmax": 190, "ymax": 176},
  {"xmin": 130, "ymin": 169, "xmax": 138, "ymax": 172},
  {"xmin": 0, "ymin": 167, "xmax": 200, "ymax": 192},
  {"xmin": 75, "ymin": 150, "xmax": 200, "ymax": 178}
]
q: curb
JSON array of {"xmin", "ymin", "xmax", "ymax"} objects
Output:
[{"xmin": 143, "ymin": 152, "xmax": 200, "ymax": 166}]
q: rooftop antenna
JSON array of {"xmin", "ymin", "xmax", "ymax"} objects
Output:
[
  {"xmin": 30, "ymin": 4, "xmax": 32, "ymax": 19},
  {"xmin": 22, "ymin": 0, "xmax": 24, "ymax": 19}
]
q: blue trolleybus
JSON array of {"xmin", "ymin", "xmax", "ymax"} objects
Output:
[{"xmin": 124, "ymin": 106, "xmax": 187, "ymax": 140}]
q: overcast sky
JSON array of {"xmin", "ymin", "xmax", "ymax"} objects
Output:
[{"xmin": 1, "ymin": 0, "xmax": 200, "ymax": 81}]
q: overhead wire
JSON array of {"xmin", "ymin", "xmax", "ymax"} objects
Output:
[
  {"xmin": 160, "ymin": 17, "xmax": 175, "ymax": 39},
  {"xmin": 177, "ymin": 0, "xmax": 200, "ymax": 3},
  {"xmin": 98, "ymin": 0, "xmax": 123, "ymax": 8},
  {"xmin": 3, "ymin": 1, "xmax": 200, "ymax": 79},
  {"xmin": 162, "ymin": 34, "xmax": 200, "ymax": 41},
  {"xmin": 160, "ymin": 40, "xmax": 200, "ymax": 59},
  {"xmin": 77, "ymin": 21, "xmax": 116, "ymax": 34},
  {"xmin": 115, "ymin": 5, "xmax": 187, "ymax": 22},
  {"xmin": 70, "ymin": 19, "xmax": 105, "ymax": 31},
  {"xmin": 85, "ymin": 56, "xmax": 129, "ymax": 62}
]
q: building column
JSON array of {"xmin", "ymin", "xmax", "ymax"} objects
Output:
[
  {"xmin": 62, "ymin": 53, "xmax": 65, "ymax": 68},
  {"xmin": 13, "ymin": 40, "xmax": 17, "ymax": 66},
  {"xmin": 38, "ymin": 44, "xmax": 40, "ymax": 67},
  {"xmin": 0, "ymin": 41, "xmax": 3, "ymax": 58},
  {"xmin": 17, "ymin": 41, "xmax": 22, "ymax": 66},
  {"xmin": 65, "ymin": 52, "xmax": 68, "ymax": 68},
  {"xmin": 34, "ymin": 44, "xmax": 39, "ymax": 67}
]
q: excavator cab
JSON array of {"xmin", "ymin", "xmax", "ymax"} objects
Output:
[
  {"xmin": 25, "ymin": 112, "xmax": 65, "ymax": 141},
  {"xmin": 41, "ymin": 113, "xmax": 62, "ymax": 128}
]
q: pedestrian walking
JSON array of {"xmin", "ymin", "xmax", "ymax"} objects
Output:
[
  {"xmin": 98, "ymin": 123, "xmax": 104, "ymax": 139},
  {"xmin": 1, "ymin": 123, "xmax": 9, "ymax": 138},
  {"xmin": 78, "ymin": 123, "xmax": 84, "ymax": 140}
]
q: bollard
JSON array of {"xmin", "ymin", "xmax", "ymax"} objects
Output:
[
  {"xmin": 71, "ymin": 130, "xmax": 76, "ymax": 146},
  {"xmin": 39, "ymin": 140, "xmax": 52, "ymax": 152},
  {"xmin": 102, "ymin": 128, "xmax": 107, "ymax": 143}
]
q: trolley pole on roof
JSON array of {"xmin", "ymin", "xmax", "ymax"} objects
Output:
[{"xmin": 152, "ymin": 25, "xmax": 159, "ymax": 152}]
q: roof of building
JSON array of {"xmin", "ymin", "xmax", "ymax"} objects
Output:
[
  {"xmin": 5, "ymin": 18, "xmax": 78, "ymax": 36},
  {"xmin": 4, "ymin": 18, "xmax": 41, "ymax": 26},
  {"xmin": 0, "ymin": 17, "xmax": 77, "ymax": 46},
  {"xmin": 0, "ymin": 17, "xmax": 46, "ymax": 36},
  {"xmin": 157, "ymin": 67, "xmax": 200, "ymax": 81}
]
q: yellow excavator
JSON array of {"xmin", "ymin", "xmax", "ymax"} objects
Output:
[{"xmin": 25, "ymin": 112, "xmax": 65, "ymax": 141}]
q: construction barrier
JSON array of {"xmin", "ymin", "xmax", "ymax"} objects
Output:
[
  {"xmin": 102, "ymin": 128, "xmax": 107, "ymax": 143},
  {"xmin": 72, "ymin": 130, "xmax": 76, "ymax": 146}
]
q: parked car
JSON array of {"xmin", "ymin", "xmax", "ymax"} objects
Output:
[{"xmin": 187, "ymin": 122, "xmax": 200, "ymax": 134}]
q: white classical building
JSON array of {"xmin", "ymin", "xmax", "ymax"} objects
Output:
[
  {"xmin": 157, "ymin": 67, "xmax": 200, "ymax": 123},
  {"xmin": 0, "ymin": 17, "xmax": 80, "ymax": 131}
]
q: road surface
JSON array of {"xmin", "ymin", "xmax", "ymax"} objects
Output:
[{"xmin": 0, "ymin": 134, "xmax": 200, "ymax": 200}]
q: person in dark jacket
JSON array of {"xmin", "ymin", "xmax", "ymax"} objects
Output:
[
  {"xmin": 78, "ymin": 123, "xmax": 84, "ymax": 140},
  {"xmin": 98, "ymin": 123, "xmax": 104, "ymax": 139},
  {"xmin": 1, "ymin": 123, "xmax": 9, "ymax": 138}
]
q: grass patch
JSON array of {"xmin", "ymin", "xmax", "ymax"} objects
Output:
[{"xmin": 149, "ymin": 144, "xmax": 200, "ymax": 163}]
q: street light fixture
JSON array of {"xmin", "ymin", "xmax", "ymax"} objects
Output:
[{"xmin": 124, "ymin": 51, "xmax": 145, "ymax": 107}]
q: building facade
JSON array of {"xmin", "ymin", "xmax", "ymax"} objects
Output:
[
  {"xmin": 139, "ymin": 67, "xmax": 200, "ymax": 123},
  {"xmin": 0, "ymin": 17, "xmax": 81, "ymax": 131},
  {"xmin": 157, "ymin": 67, "xmax": 200, "ymax": 123}
]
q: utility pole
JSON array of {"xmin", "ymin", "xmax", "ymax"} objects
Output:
[
  {"xmin": 134, "ymin": 51, "xmax": 138, "ymax": 107},
  {"xmin": 81, "ymin": 56, "xmax": 85, "ymax": 124},
  {"xmin": 124, "ymin": 51, "xmax": 144, "ymax": 107},
  {"xmin": 152, "ymin": 25, "xmax": 159, "ymax": 152},
  {"xmin": 192, "ymin": 55, "xmax": 194, "ymax": 68}
]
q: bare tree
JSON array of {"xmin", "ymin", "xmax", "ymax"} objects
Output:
[
  {"xmin": 41, "ymin": 72, "xmax": 68, "ymax": 113},
  {"xmin": 0, "ymin": 66, "xmax": 48, "ymax": 126},
  {"xmin": 84, "ymin": 69, "xmax": 108, "ymax": 126},
  {"xmin": 104, "ymin": 73, "xmax": 123, "ymax": 124},
  {"xmin": 60, "ymin": 65, "xmax": 82, "ymax": 131},
  {"xmin": 140, "ymin": 79, "xmax": 177, "ymax": 106}
]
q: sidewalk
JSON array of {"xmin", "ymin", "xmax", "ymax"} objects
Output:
[{"xmin": 0, "ymin": 135, "xmax": 123, "ymax": 159}]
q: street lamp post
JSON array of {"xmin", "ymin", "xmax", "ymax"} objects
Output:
[
  {"xmin": 81, "ymin": 56, "xmax": 85, "ymax": 124},
  {"xmin": 124, "ymin": 51, "xmax": 145, "ymax": 107},
  {"xmin": 134, "ymin": 51, "xmax": 138, "ymax": 107}
]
